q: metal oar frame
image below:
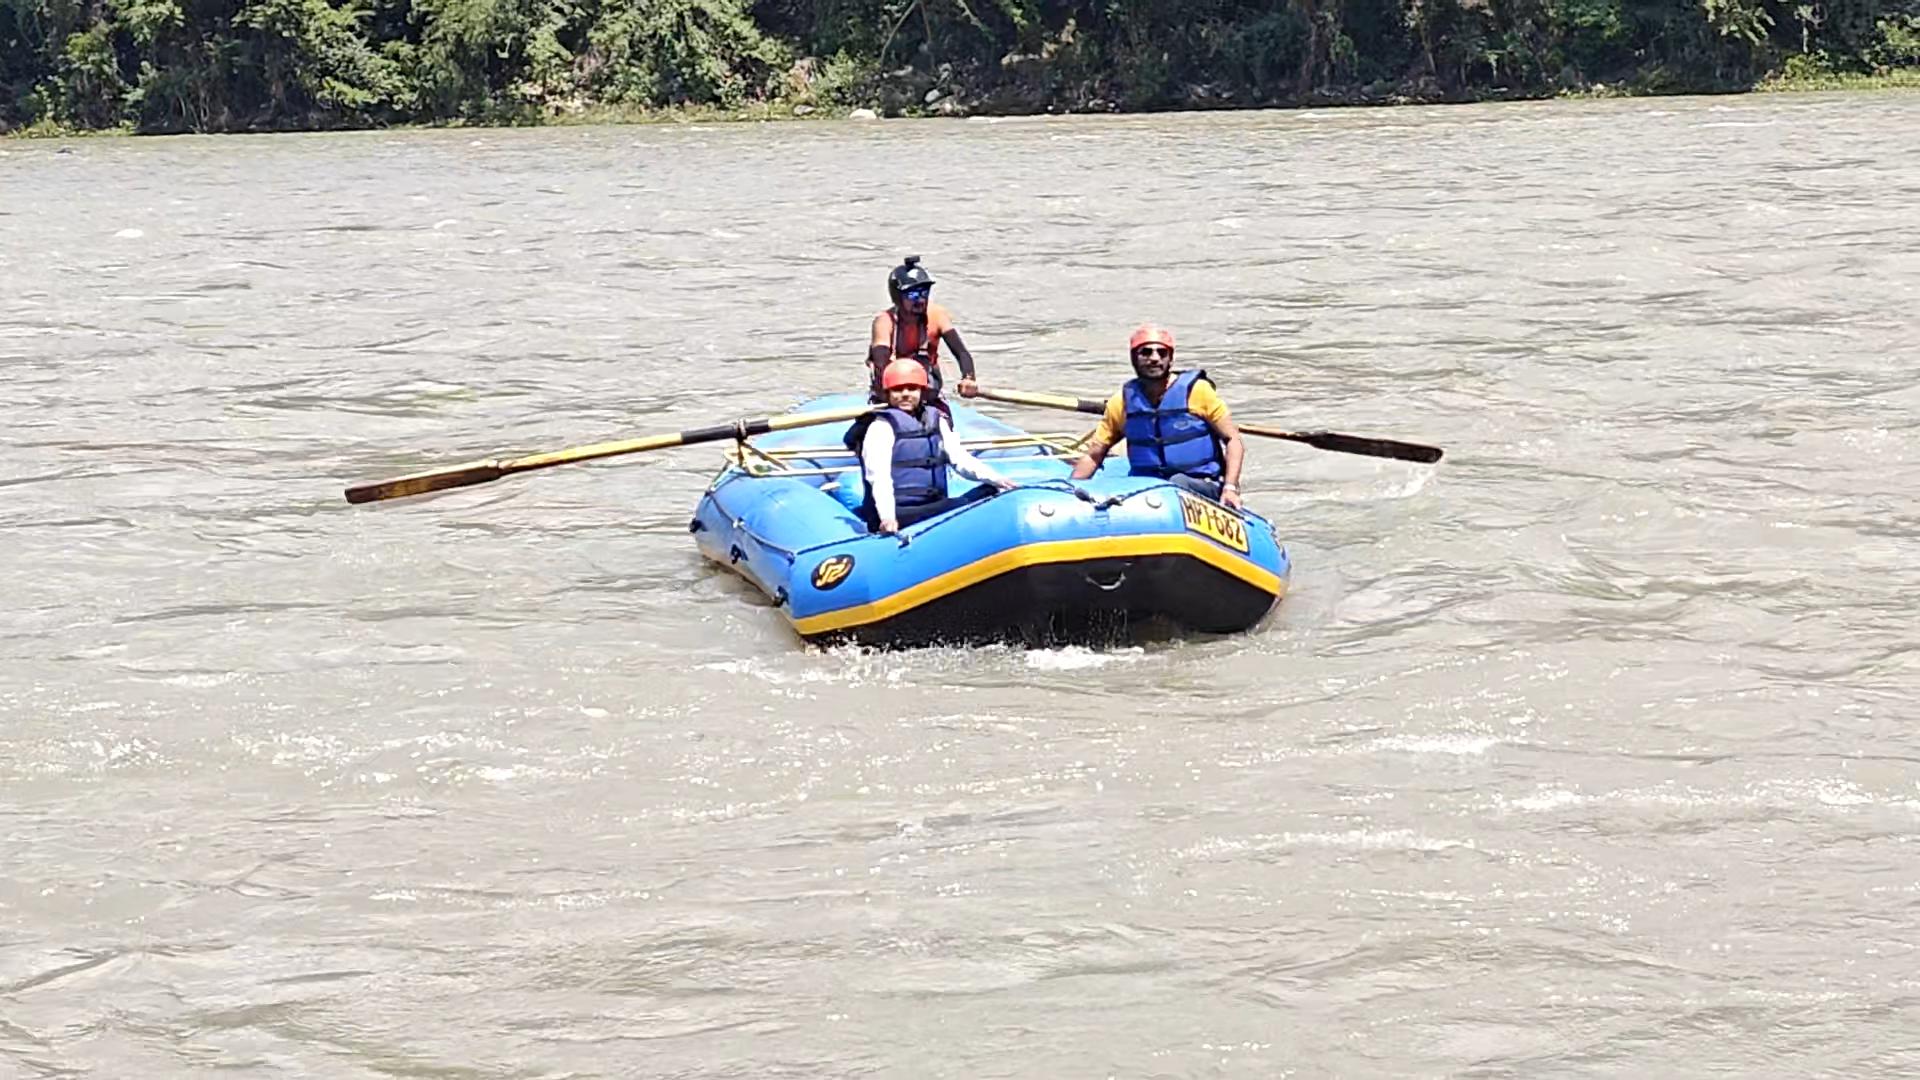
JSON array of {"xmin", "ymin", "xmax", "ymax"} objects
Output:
[
  {"xmin": 718, "ymin": 428, "xmax": 1098, "ymax": 474},
  {"xmin": 715, "ymin": 431, "xmax": 1094, "ymax": 484}
]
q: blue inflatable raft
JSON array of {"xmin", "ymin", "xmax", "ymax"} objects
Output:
[{"xmin": 688, "ymin": 394, "xmax": 1291, "ymax": 646}]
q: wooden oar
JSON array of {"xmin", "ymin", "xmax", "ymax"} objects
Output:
[
  {"xmin": 974, "ymin": 387, "xmax": 1444, "ymax": 464},
  {"xmin": 344, "ymin": 405, "xmax": 875, "ymax": 504}
]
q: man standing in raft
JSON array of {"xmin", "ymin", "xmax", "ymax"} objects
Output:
[
  {"xmin": 1069, "ymin": 325, "xmax": 1247, "ymax": 509},
  {"xmin": 853, "ymin": 359, "xmax": 1013, "ymax": 534},
  {"xmin": 868, "ymin": 256, "xmax": 981, "ymax": 406}
]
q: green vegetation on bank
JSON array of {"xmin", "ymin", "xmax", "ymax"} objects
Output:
[{"xmin": 4, "ymin": 0, "xmax": 1918, "ymax": 133}]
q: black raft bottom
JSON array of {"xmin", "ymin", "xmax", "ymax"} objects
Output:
[{"xmin": 803, "ymin": 554, "xmax": 1281, "ymax": 649}]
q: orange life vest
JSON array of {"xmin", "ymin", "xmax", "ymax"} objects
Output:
[{"xmin": 877, "ymin": 305, "xmax": 946, "ymax": 371}]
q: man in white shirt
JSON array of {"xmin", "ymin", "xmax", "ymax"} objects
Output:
[{"xmin": 854, "ymin": 359, "xmax": 1015, "ymax": 533}]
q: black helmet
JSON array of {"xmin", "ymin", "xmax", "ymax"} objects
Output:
[{"xmin": 887, "ymin": 255, "xmax": 935, "ymax": 300}]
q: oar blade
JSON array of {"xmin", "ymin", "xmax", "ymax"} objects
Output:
[
  {"xmin": 1294, "ymin": 430, "xmax": 1444, "ymax": 464},
  {"xmin": 344, "ymin": 459, "xmax": 505, "ymax": 504}
]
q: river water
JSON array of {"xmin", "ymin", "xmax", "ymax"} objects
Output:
[{"xmin": 4, "ymin": 91, "xmax": 1920, "ymax": 1077}]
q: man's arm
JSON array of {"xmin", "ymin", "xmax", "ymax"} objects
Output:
[
  {"xmin": 936, "ymin": 304, "xmax": 979, "ymax": 396},
  {"xmin": 940, "ymin": 416, "xmax": 1012, "ymax": 488},
  {"xmin": 940, "ymin": 328, "xmax": 977, "ymax": 379},
  {"xmin": 1069, "ymin": 438, "xmax": 1110, "ymax": 480},
  {"xmin": 861, "ymin": 421, "xmax": 899, "ymax": 530},
  {"xmin": 1070, "ymin": 395, "xmax": 1125, "ymax": 480},
  {"xmin": 1213, "ymin": 417, "xmax": 1245, "ymax": 509},
  {"xmin": 1191, "ymin": 382, "xmax": 1246, "ymax": 509},
  {"xmin": 867, "ymin": 315, "xmax": 892, "ymax": 389}
]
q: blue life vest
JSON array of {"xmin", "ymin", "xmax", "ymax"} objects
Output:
[
  {"xmin": 849, "ymin": 406, "xmax": 949, "ymax": 513},
  {"xmin": 1122, "ymin": 369, "xmax": 1223, "ymax": 479}
]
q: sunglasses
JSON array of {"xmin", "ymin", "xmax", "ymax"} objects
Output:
[
  {"xmin": 901, "ymin": 286, "xmax": 931, "ymax": 300},
  {"xmin": 1133, "ymin": 346, "xmax": 1171, "ymax": 359}
]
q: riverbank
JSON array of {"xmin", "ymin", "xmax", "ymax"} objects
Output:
[
  {"xmin": 1757, "ymin": 67, "xmax": 1920, "ymax": 92},
  {"xmin": 0, "ymin": 100, "xmax": 861, "ymax": 139},
  {"xmin": 8, "ymin": 69, "xmax": 1918, "ymax": 140}
]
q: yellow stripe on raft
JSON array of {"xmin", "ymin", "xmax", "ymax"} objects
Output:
[{"xmin": 791, "ymin": 534, "xmax": 1287, "ymax": 637}]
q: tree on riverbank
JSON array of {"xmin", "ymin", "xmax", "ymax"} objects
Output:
[{"xmin": 4, "ymin": 0, "xmax": 1918, "ymax": 132}]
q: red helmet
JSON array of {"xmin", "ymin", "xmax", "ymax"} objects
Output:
[
  {"xmin": 1129, "ymin": 324, "xmax": 1175, "ymax": 354},
  {"xmin": 881, "ymin": 358, "xmax": 930, "ymax": 390}
]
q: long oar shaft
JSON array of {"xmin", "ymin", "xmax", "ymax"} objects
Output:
[
  {"xmin": 344, "ymin": 405, "xmax": 874, "ymax": 504},
  {"xmin": 975, "ymin": 387, "xmax": 1443, "ymax": 464},
  {"xmin": 976, "ymin": 387, "xmax": 1107, "ymax": 416}
]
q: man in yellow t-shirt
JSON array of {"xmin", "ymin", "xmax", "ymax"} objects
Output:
[{"xmin": 1068, "ymin": 324, "xmax": 1246, "ymax": 509}]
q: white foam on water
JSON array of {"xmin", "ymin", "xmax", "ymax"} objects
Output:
[
  {"xmin": 382, "ymin": 379, "xmax": 471, "ymax": 394},
  {"xmin": 1295, "ymin": 828, "xmax": 1475, "ymax": 852},
  {"xmin": 1511, "ymin": 788, "xmax": 1585, "ymax": 811},
  {"xmin": 231, "ymin": 730, "xmax": 352, "ymax": 768},
  {"xmin": 160, "ymin": 671, "xmax": 242, "ymax": 688},
  {"xmin": 1808, "ymin": 779, "xmax": 1874, "ymax": 807},
  {"xmin": 1178, "ymin": 828, "xmax": 1476, "ymax": 859},
  {"xmin": 1371, "ymin": 733, "xmax": 1502, "ymax": 755},
  {"xmin": 1503, "ymin": 777, "xmax": 1914, "ymax": 816},
  {"xmin": 698, "ymin": 656, "xmax": 904, "ymax": 686},
  {"xmin": 1379, "ymin": 467, "xmax": 1436, "ymax": 499},
  {"xmin": 381, "ymin": 730, "xmax": 509, "ymax": 753},
  {"xmin": 918, "ymin": 712, "xmax": 1055, "ymax": 730},
  {"xmin": 18, "ymin": 735, "xmax": 170, "ymax": 776},
  {"xmin": 69, "ymin": 699, "xmax": 126, "ymax": 714},
  {"xmin": 1023, "ymin": 646, "xmax": 1146, "ymax": 671},
  {"xmin": 114, "ymin": 228, "xmax": 143, "ymax": 239}
]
